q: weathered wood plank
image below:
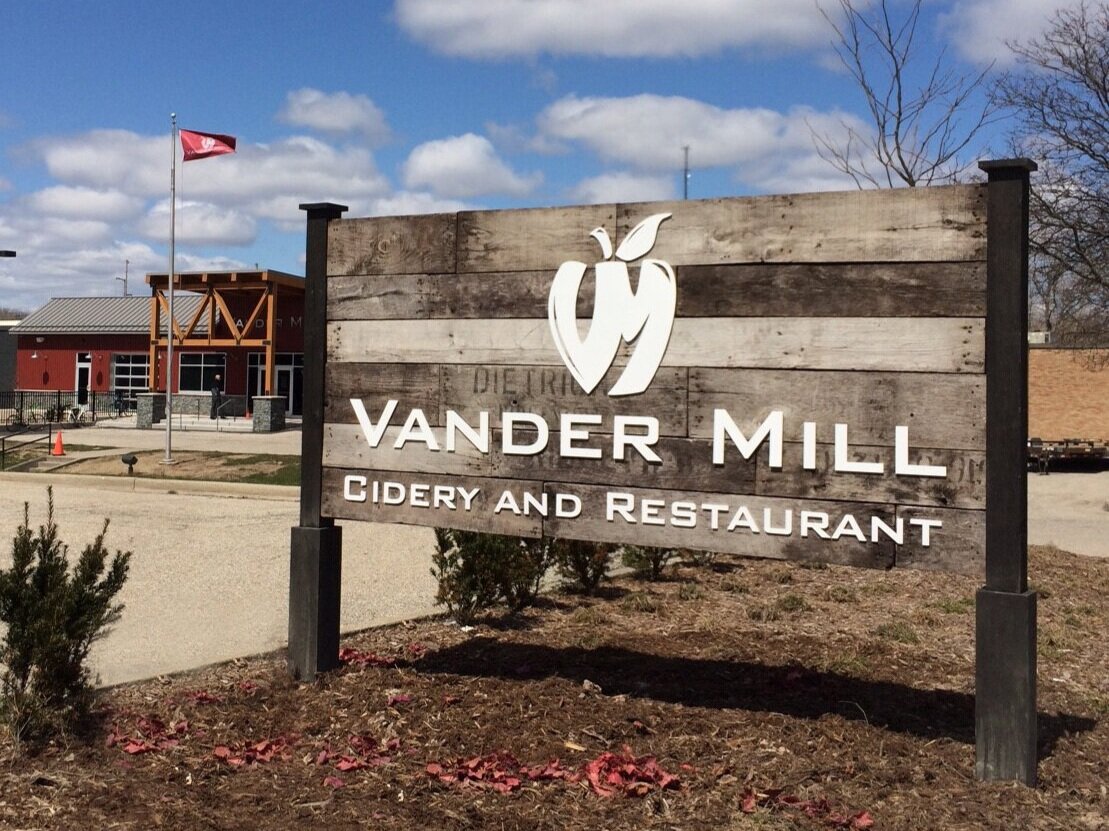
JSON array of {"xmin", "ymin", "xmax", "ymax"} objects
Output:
[
  {"xmin": 321, "ymin": 468, "xmax": 543, "ymax": 536},
  {"xmin": 323, "ymin": 424, "xmax": 494, "ymax": 476},
  {"xmin": 675, "ymin": 262, "xmax": 986, "ymax": 318},
  {"xmin": 540, "ymin": 483, "xmax": 895, "ymax": 569},
  {"xmin": 328, "ymin": 214, "xmax": 456, "ymax": 276},
  {"xmin": 327, "ymin": 261, "xmax": 985, "ymax": 321},
  {"xmin": 457, "ymin": 205, "xmax": 616, "ymax": 273},
  {"xmin": 440, "ymin": 364, "xmax": 688, "ymax": 436},
  {"xmin": 691, "ymin": 369, "xmax": 985, "ymax": 449},
  {"xmin": 492, "ymin": 436, "xmax": 757, "ymax": 492},
  {"xmin": 756, "ymin": 443, "xmax": 986, "ymax": 509},
  {"xmin": 328, "ymin": 274, "xmax": 429, "ymax": 320},
  {"xmin": 617, "ymin": 185, "xmax": 986, "ymax": 265},
  {"xmin": 328, "ymin": 318, "xmax": 985, "ymax": 373},
  {"xmin": 895, "ymin": 506, "xmax": 985, "ymax": 575},
  {"xmin": 325, "ymin": 363, "xmax": 440, "ymax": 425}
]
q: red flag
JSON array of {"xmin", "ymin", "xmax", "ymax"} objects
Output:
[{"xmin": 180, "ymin": 129, "xmax": 236, "ymax": 162}]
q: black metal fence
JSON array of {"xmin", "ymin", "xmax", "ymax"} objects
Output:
[{"xmin": 0, "ymin": 390, "xmax": 133, "ymax": 428}]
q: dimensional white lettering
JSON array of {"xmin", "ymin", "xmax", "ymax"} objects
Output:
[
  {"xmin": 713, "ymin": 410, "xmax": 783, "ymax": 467},
  {"xmin": 555, "ymin": 493, "xmax": 582, "ymax": 518},
  {"xmin": 395, "ymin": 408, "xmax": 439, "ymax": 450},
  {"xmin": 446, "ymin": 410, "xmax": 489, "ymax": 453},
  {"xmin": 894, "ymin": 426, "xmax": 947, "ymax": 477},
  {"xmin": 613, "ymin": 415, "xmax": 661, "ymax": 463},
  {"xmin": 351, "ymin": 398, "xmax": 397, "ymax": 448},
  {"xmin": 560, "ymin": 413, "xmax": 603, "ymax": 459},
  {"xmin": 800, "ymin": 510, "xmax": 830, "ymax": 538},
  {"xmin": 344, "ymin": 475, "xmax": 368, "ymax": 502},
  {"xmin": 494, "ymin": 490, "xmax": 520, "ymax": 515},
  {"xmin": 607, "ymin": 492, "xmax": 636, "ymax": 522},
  {"xmin": 909, "ymin": 517, "xmax": 942, "ymax": 546},
  {"xmin": 502, "ymin": 412, "xmax": 549, "ymax": 455},
  {"xmin": 834, "ymin": 424, "xmax": 883, "ymax": 474}
]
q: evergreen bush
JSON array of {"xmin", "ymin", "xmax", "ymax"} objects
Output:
[
  {"xmin": 553, "ymin": 539, "xmax": 614, "ymax": 594},
  {"xmin": 430, "ymin": 529, "xmax": 555, "ymax": 623},
  {"xmin": 621, "ymin": 545, "xmax": 677, "ymax": 581},
  {"xmin": 0, "ymin": 489, "xmax": 131, "ymax": 743}
]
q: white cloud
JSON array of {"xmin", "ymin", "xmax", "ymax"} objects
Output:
[
  {"xmin": 363, "ymin": 191, "xmax": 470, "ymax": 216},
  {"xmin": 941, "ymin": 0, "xmax": 1082, "ymax": 65},
  {"xmin": 395, "ymin": 0, "xmax": 829, "ymax": 58},
  {"xmin": 538, "ymin": 94, "xmax": 865, "ymax": 193},
  {"xmin": 277, "ymin": 88, "xmax": 392, "ymax": 142},
  {"xmin": 139, "ymin": 200, "xmax": 257, "ymax": 246},
  {"xmin": 25, "ymin": 186, "xmax": 144, "ymax": 221},
  {"xmin": 568, "ymin": 171, "xmax": 677, "ymax": 204},
  {"xmin": 402, "ymin": 133, "xmax": 541, "ymax": 198}
]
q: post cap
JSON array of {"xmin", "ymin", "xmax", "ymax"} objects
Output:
[
  {"xmin": 299, "ymin": 202, "xmax": 348, "ymax": 219},
  {"xmin": 978, "ymin": 158, "xmax": 1038, "ymax": 174}
]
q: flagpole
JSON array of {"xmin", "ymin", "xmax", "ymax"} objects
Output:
[{"xmin": 164, "ymin": 113, "xmax": 177, "ymax": 464}]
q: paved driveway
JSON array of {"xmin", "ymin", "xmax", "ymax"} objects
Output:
[{"xmin": 0, "ymin": 474, "xmax": 438, "ymax": 686}]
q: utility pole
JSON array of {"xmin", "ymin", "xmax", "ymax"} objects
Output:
[
  {"xmin": 115, "ymin": 259, "xmax": 130, "ymax": 296},
  {"xmin": 683, "ymin": 145, "xmax": 690, "ymax": 200}
]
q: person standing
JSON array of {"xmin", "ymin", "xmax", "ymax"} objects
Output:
[{"xmin": 210, "ymin": 373, "xmax": 223, "ymax": 419}]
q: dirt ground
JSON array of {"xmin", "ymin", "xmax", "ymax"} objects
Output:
[
  {"xmin": 0, "ymin": 545, "xmax": 1105, "ymax": 831},
  {"xmin": 53, "ymin": 449, "xmax": 298, "ymax": 484}
]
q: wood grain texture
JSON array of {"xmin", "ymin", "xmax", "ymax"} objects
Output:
[
  {"xmin": 325, "ymin": 363, "xmax": 439, "ymax": 425},
  {"xmin": 617, "ymin": 185, "xmax": 986, "ymax": 265},
  {"xmin": 328, "ymin": 317, "xmax": 984, "ymax": 373},
  {"xmin": 895, "ymin": 506, "xmax": 985, "ymax": 575},
  {"xmin": 755, "ymin": 443, "xmax": 986, "ymax": 509},
  {"xmin": 691, "ymin": 369, "xmax": 985, "ymax": 449},
  {"xmin": 328, "ymin": 214, "xmax": 456, "ymax": 276},
  {"xmin": 675, "ymin": 262, "xmax": 986, "ymax": 318},
  {"xmin": 542, "ymin": 483, "xmax": 896, "ymax": 569},
  {"xmin": 457, "ymin": 204, "xmax": 616, "ymax": 273},
  {"xmin": 327, "ymin": 262, "xmax": 985, "ymax": 321},
  {"xmin": 321, "ymin": 468, "xmax": 543, "ymax": 536},
  {"xmin": 439, "ymin": 364, "xmax": 688, "ymax": 436},
  {"xmin": 492, "ymin": 436, "xmax": 757, "ymax": 492}
]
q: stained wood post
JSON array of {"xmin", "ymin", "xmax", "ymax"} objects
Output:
[
  {"xmin": 976, "ymin": 158, "xmax": 1038, "ymax": 784},
  {"xmin": 289, "ymin": 202, "xmax": 347, "ymax": 682}
]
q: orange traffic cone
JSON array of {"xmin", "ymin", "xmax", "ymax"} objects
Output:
[{"xmin": 52, "ymin": 431, "xmax": 65, "ymax": 457}]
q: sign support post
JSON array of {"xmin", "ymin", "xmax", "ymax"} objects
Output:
[
  {"xmin": 289, "ymin": 201, "xmax": 347, "ymax": 681},
  {"xmin": 976, "ymin": 159, "xmax": 1038, "ymax": 784}
]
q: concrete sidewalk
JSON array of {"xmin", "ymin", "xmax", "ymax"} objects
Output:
[{"xmin": 49, "ymin": 421, "xmax": 303, "ymax": 455}]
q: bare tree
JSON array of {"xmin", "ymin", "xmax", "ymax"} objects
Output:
[
  {"xmin": 997, "ymin": 2, "xmax": 1108, "ymax": 348},
  {"xmin": 812, "ymin": 0, "xmax": 994, "ymax": 187}
]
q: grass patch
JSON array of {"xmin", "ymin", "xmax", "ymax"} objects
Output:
[
  {"xmin": 620, "ymin": 592, "xmax": 659, "ymax": 614},
  {"xmin": 825, "ymin": 585, "xmax": 858, "ymax": 604},
  {"xmin": 930, "ymin": 596, "xmax": 974, "ymax": 615},
  {"xmin": 873, "ymin": 622, "xmax": 919, "ymax": 644},
  {"xmin": 775, "ymin": 594, "xmax": 810, "ymax": 614},
  {"xmin": 677, "ymin": 581, "xmax": 704, "ymax": 602}
]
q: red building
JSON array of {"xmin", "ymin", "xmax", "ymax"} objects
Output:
[{"xmin": 11, "ymin": 270, "xmax": 306, "ymax": 415}]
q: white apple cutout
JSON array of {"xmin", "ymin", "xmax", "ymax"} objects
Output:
[{"xmin": 548, "ymin": 212, "xmax": 676, "ymax": 397}]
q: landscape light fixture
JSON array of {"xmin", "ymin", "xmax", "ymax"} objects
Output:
[{"xmin": 121, "ymin": 453, "xmax": 138, "ymax": 476}]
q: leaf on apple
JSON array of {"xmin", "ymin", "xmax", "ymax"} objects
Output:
[
  {"xmin": 614, "ymin": 213, "xmax": 671, "ymax": 262},
  {"xmin": 590, "ymin": 227, "xmax": 613, "ymax": 260}
]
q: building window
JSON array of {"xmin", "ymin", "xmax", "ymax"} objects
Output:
[
  {"xmin": 179, "ymin": 353, "xmax": 226, "ymax": 392},
  {"xmin": 112, "ymin": 354, "xmax": 149, "ymax": 398}
]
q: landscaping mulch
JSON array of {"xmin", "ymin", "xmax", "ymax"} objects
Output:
[{"xmin": 0, "ymin": 544, "xmax": 1105, "ymax": 830}]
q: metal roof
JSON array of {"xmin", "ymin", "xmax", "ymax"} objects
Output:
[{"xmin": 12, "ymin": 295, "xmax": 206, "ymax": 335}]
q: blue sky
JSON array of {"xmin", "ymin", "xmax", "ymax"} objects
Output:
[{"xmin": 0, "ymin": 0, "xmax": 1075, "ymax": 311}]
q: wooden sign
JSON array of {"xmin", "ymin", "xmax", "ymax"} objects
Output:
[
  {"xmin": 292, "ymin": 162, "xmax": 1037, "ymax": 787},
  {"xmin": 317, "ymin": 185, "xmax": 988, "ymax": 574}
]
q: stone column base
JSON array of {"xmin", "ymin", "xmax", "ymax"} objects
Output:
[
  {"xmin": 136, "ymin": 393, "xmax": 166, "ymax": 429},
  {"xmin": 252, "ymin": 396, "xmax": 287, "ymax": 432}
]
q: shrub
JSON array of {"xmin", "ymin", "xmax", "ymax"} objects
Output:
[
  {"xmin": 430, "ymin": 529, "xmax": 555, "ymax": 623},
  {"xmin": 0, "ymin": 489, "xmax": 131, "ymax": 743},
  {"xmin": 684, "ymin": 549, "xmax": 718, "ymax": 568},
  {"xmin": 621, "ymin": 545, "xmax": 677, "ymax": 581},
  {"xmin": 553, "ymin": 539, "xmax": 614, "ymax": 594}
]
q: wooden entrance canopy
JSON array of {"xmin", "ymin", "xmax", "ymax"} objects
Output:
[{"xmin": 145, "ymin": 269, "xmax": 304, "ymax": 394}]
